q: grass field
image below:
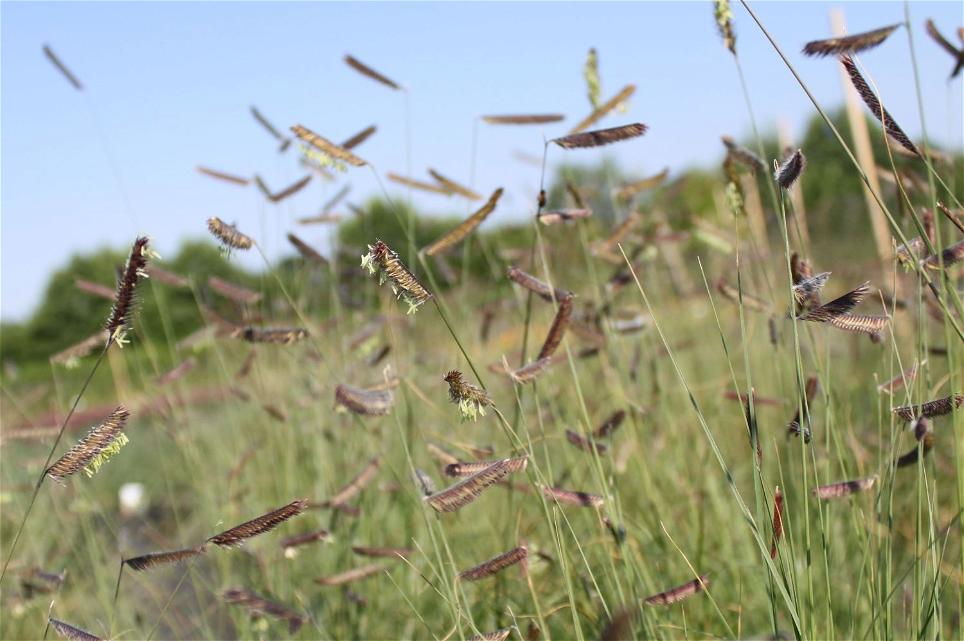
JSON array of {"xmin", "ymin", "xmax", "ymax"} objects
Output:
[{"xmin": 1, "ymin": 3, "xmax": 963, "ymax": 641}]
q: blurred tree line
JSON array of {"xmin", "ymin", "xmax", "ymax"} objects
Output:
[{"xmin": 2, "ymin": 109, "xmax": 960, "ymax": 371}]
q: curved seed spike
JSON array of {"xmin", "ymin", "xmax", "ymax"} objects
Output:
[
  {"xmin": 554, "ymin": 123, "xmax": 647, "ymax": 149},
  {"xmin": 803, "ymin": 23, "xmax": 900, "ymax": 57},
  {"xmin": 425, "ymin": 457, "xmax": 527, "ymax": 513},
  {"xmin": 208, "ymin": 500, "xmax": 307, "ymax": 548},
  {"xmin": 344, "ymin": 54, "xmax": 400, "ymax": 90},
  {"xmin": 458, "ymin": 545, "xmax": 528, "ymax": 581},
  {"xmin": 570, "ymin": 84, "xmax": 636, "ymax": 134},
  {"xmin": 124, "ymin": 546, "xmax": 206, "ymax": 572},
  {"xmin": 423, "ymin": 188, "xmax": 503, "ymax": 256},
  {"xmin": 644, "ymin": 574, "xmax": 710, "ymax": 606}
]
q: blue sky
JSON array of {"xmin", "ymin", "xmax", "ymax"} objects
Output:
[{"xmin": 2, "ymin": 1, "xmax": 961, "ymax": 321}]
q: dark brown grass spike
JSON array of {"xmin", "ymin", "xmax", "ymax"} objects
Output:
[
  {"xmin": 800, "ymin": 282, "xmax": 870, "ymax": 321},
  {"xmin": 893, "ymin": 394, "xmax": 963, "ymax": 421},
  {"xmin": 803, "ymin": 23, "xmax": 900, "ymax": 57},
  {"xmin": 425, "ymin": 457, "xmax": 527, "ymax": 513},
  {"xmin": 342, "ymin": 125, "xmax": 377, "ymax": 150},
  {"xmin": 207, "ymin": 499, "xmax": 307, "ymax": 548},
  {"xmin": 106, "ymin": 237, "xmax": 151, "ymax": 342},
  {"xmin": 554, "ymin": 123, "xmax": 647, "ymax": 149},
  {"xmin": 327, "ymin": 457, "xmax": 381, "ymax": 507},
  {"xmin": 812, "ymin": 475, "xmax": 878, "ymax": 499},
  {"xmin": 223, "ymin": 587, "xmax": 304, "ymax": 634},
  {"xmin": 335, "ymin": 384, "xmax": 395, "ymax": 416},
  {"xmin": 250, "ymin": 106, "xmax": 284, "ymax": 140},
  {"xmin": 644, "ymin": 574, "xmax": 710, "ymax": 606},
  {"xmin": 540, "ymin": 485, "xmax": 603, "ymax": 508},
  {"xmin": 287, "ymin": 233, "xmax": 328, "ymax": 264},
  {"xmin": 315, "ymin": 564, "xmax": 384, "ymax": 586},
  {"xmin": 458, "ymin": 545, "xmax": 528, "ymax": 581},
  {"xmin": 423, "ymin": 188, "xmax": 503, "ymax": 256},
  {"xmin": 769, "ymin": 486, "xmax": 784, "ymax": 559},
  {"xmin": 537, "ymin": 294, "xmax": 574, "ymax": 359},
  {"xmin": 840, "ymin": 56, "xmax": 920, "ymax": 156},
  {"xmin": 48, "ymin": 618, "xmax": 101, "ymax": 641},
  {"xmin": 344, "ymin": 54, "xmax": 401, "ymax": 90},
  {"xmin": 507, "ymin": 266, "xmax": 571, "ymax": 303},
  {"xmin": 124, "ymin": 546, "xmax": 206, "ymax": 572}
]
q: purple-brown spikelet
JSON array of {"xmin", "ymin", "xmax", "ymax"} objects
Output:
[
  {"xmin": 428, "ymin": 168, "xmax": 482, "ymax": 200},
  {"xmin": 106, "ymin": 237, "xmax": 151, "ymax": 344},
  {"xmin": 716, "ymin": 278, "xmax": 770, "ymax": 313},
  {"xmin": 896, "ymin": 425, "xmax": 935, "ymax": 468},
  {"xmin": 145, "ymin": 264, "xmax": 189, "ymax": 288},
  {"xmin": 325, "ymin": 457, "xmax": 381, "ymax": 508},
  {"xmin": 315, "ymin": 564, "xmax": 384, "ymax": 586},
  {"xmin": 825, "ymin": 313, "xmax": 889, "ymax": 340},
  {"xmin": 481, "ymin": 114, "xmax": 565, "ymax": 125},
  {"xmin": 423, "ymin": 188, "xmax": 503, "ymax": 256},
  {"xmin": 75, "ymin": 279, "xmax": 115, "ymax": 300},
  {"xmin": 207, "ymin": 499, "xmax": 308, "ymax": 548},
  {"xmin": 281, "ymin": 529, "xmax": 331, "ymax": 551},
  {"xmin": 570, "ymin": 84, "xmax": 636, "ymax": 134},
  {"xmin": 223, "ymin": 588, "xmax": 305, "ymax": 634},
  {"xmin": 537, "ymin": 209, "xmax": 593, "ymax": 225},
  {"xmin": 196, "ymin": 165, "xmax": 250, "ymax": 186},
  {"xmin": 812, "ymin": 475, "xmax": 878, "ymax": 499},
  {"xmin": 540, "ymin": 485, "xmax": 604, "ymax": 508},
  {"xmin": 878, "ymin": 361, "xmax": 920, "ymax": 394},
  {"xmin": 792, "ymin": 272, "xmax": 831, "ymax": 309},
  {"xmin": 553, "ymin": 123, "xmax": 647, "ymax": 149},
  {"xmin": 124, "ymin": 545, "xmax": 207, "ymax": 572},
  {"xmin": 387, "ymin": 172, "xmax": 455, "ymax": 195},
  {"xmin": 803, "ymin": 23, "xmax": 900, "ymax": 57},
  {"xmin": 209, "ymin": 276, "xmax": 261, "ymax": 305},
  {"xmin": 261, "ymin": 175, "xmax": 313, "ymax": 203},
  {"xmin": 48, "ymin": 618, "xmax": 101, "ymax": 641},
  {"xmin": 798, "ymin": 282, "xmax": 870, "ymax": 322},
  {"xmin": 335, "ymin": 384, "xmax": 395, "ymax": 416},
  {"xmin": 840, "ymin": 56, "xmax": 920, "ymax": 157},
  {"xmin": 342, "ymin": 125, "xmax": 377, "ymax": 150},
  {"xmin": 344, "ymin": 54, "xmax": 400, "ymax": 90},
  {"xmin": 594, "ymin": 410, "xmax": 626, "ymax": 438},
  {"xmin": 458, "ymin": 545, "xmax": 528, "ymax": 581},
  {"xmin": 721, "ymin": 136, "xmax": 765, "ymax": 172},
  {"xmin": 207, "ymin": 217, "xmax": 253, "ymax": 250},
  {"xmin": 287, "ymin": 233, "xmax": 329, "ymax": 264},
  {"xmin": 45, "ymin": 406, "xmax": 130, "ymax": 484},
  {"xmin": 922, "ymin": 240, "xmax": 964, "ymax": 270},
  {"xmin": 714, "ymin": 0, "xmax": 736, "ymax": 54},
  {"xmin": 644, "ymin": 574, "xmax": 710, "ymax": 606},
  {"xmin": 614, "ymin": 167, "xmax": 670, "ymax": 201},
  {"xmin": 893, "ymin": 394, "xmax": 963, "ymax": 422},
  {"xmin": 769, "ymin": 486, "xmax": 784, "ymax": 559},
  {"xmin": 510, "ymin": 357, "xmax": 554, "ymax": 384},
  {"xmin": 925, "ymin": 19, "xmax": 964, "ymax": 79},
  {"xmin": 444, "ymin": 460, "xmax": 504, "ymax": 478},
  {"xmin": 361, "ymin": 240, "xmax": 433, "ymax": 313},
  {"xmin": 537, "ymin": 294, "xmax": 574, "ymax": 360},
  {"xmin": 774, "ymin": 149, "xmax": 806, "ymax": 190},
  {"xmin": 250, "ymin": 105, "xmax": 285, "ymax": 141},
  {"xmin": 425, "ymin": 457, "xmax": 528, "ymax": 513},
  {"xmin": 240, "ymin": 327, "xmax": 309, "ymax": 344},
  {"xmin": 565, "ymin": 429, "xmax": 607, "ymax": 454},
  {"xmin": 50, "ymin": 332, "xmax": 107, "ymax": 367},
  {"xmin": 157, "ymin": 358, "xmax": 196, "ymax": 386},
  {"xmin": 507, "ymin": 266, "xmax": 571, "ymax": 303}
]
